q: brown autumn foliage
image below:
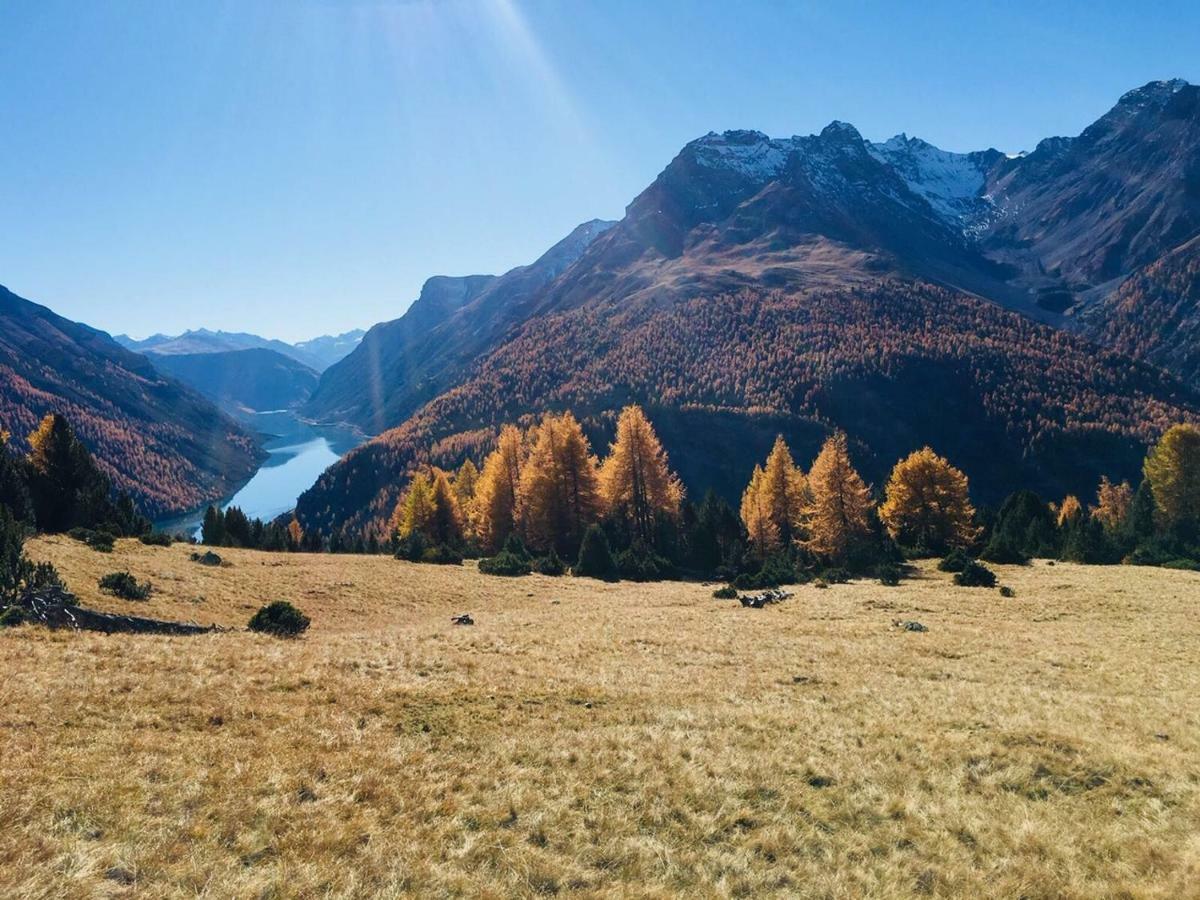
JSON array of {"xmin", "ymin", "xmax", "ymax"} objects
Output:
[
  {"xmin": 295, "ymin": 280, "xmax": 1200, "ymax": 538},
  {"xmin": 472, "ymin": 426, "xmax": 526, "ymax": 553},
  {"xmin": 741, "ymin": 436, "xmax": 806, "ymax": 556},
  {"xmin": 1091, "ymin": 476, "xmax": 1133, "ymax": 532},
  {"xmin": 516, "ymin": 412, "xmax": 601, "ymax": 555},
  {"xmin": 598, "ymin": 405, "xmax": 683, "ymax": 544},
  {"xmin": 878, "ymin": 447, "xmax": 978, "ymax": 552},
  {"xmin": 803, "ymin": 433, "xmax": 875, "ymax": 563}
]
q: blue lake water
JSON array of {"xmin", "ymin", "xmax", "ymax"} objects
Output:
[{"xmin": 157, "ymin": 411, "xmax": 363, "ymax": 537}]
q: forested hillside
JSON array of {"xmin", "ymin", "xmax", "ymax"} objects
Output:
[
  {"xmin": 296, "ymin": 280, "xmax": 1200, "ymax": 538},
  {"xmin": 0, "ymin": 286, "xmax": 263, "ymax": 517}
]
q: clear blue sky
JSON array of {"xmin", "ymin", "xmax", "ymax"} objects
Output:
[{"xmin": 1, "ymin": 1, "xmax": 1195, "ymax": 342}]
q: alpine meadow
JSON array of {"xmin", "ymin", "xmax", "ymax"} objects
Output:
[{"xmin": 3, "ymin": 3, "xmax": 1200, "ymax": 898}]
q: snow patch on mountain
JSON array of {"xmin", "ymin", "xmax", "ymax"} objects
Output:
[
  {"xmin": 868, "ymin": 134, "xmax": 988, "ymax": 224},
  {"xmin": 691, "ymin": 130, "xmax": 801, "ymax": 181}
]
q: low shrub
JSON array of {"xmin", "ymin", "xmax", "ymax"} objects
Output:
[
  {"xmin": 532, "ymin": 549, "xmax": 566, "ymax": 576},
  {"xmin": 712, "ymin": 585, "xmax": 738, "ymax": 599},
  {"xmin": 938, "ymin": 548, "xmax": 972, "ymax": 573},
  {"xmin": 478, "ymin": 550, "xmax": 532, "ymax": 577},
  {"xmin": 67, "ymin": 527, "xmax": 115, "ymax": 552},
  {"xmin": 248, "ymin": 601, "xmax": 310, "ymax": 637},
  {"xmin": 190, "ymin": 550, "xmax": 222, "ymax": 566},
  {"xmin": 99, "ymin": 571, "xmax": 151, "ymax": 600},
  {"xmin": 878, "ymin": 564, "xmax": 901, "ymax": 587},
  {"xmin": 394, "ymin": 531, "xmax": 428, "ymax": 563},
  {"xmin": 420, "ymin": 544, "xmax": 463, "ymax": 566},
  {"xmin": 733, "ymin": 554, "xmax": 797, "ymax": 590},
  {"xmin": 955, "ymin": 560, "xmax": 997, "ymax": 588},
  {"xmin": 1162, "ymin": 558, "xmax": 1200, "ymax": 571},
  {"xmin": 821, "ymin": 567, "xmax": 851, "ymax": 585},
  {"xmin": 814, "ymin": 579, "xmax": 829, "ymax": 589},
  {"xmin": 616, "ymin": 543, "xmax": 675, "ymax": 582},
  {"xmin": 574, "ymin": 525, "xmax": 618, "ymax": 581},
  {"xmin": 139, "ymin": 532, "xmax": 173, "ymax": 547},
  {"xmin": 0, "ymin": 606, "xmax": 26, "ymax": 628},
  {"xmin": 999, "ymin": 585, "xmax": 1015, "ymax": 597}
]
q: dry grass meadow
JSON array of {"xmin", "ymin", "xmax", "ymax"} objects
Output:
[{"xmin": 3, "ymin": 536, "xmax": 1200, "ymax": 897}]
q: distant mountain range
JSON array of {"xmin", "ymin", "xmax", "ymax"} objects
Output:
[
  {"xmin": 115, "ymin": 326, "xmax": 364, "ymax": 373},
  {"xmin": 0, "ymin": 285, "xmax": 264, "ymax": 518},
  {"xmin": 147, "ymin": 348, "xmax": 320, "ymax": 418},
  {"xmin": 295, "ymin": 79, "xmax": 1200, "ymax": 538}
]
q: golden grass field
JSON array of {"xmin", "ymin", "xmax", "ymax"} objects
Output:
[{"xmin": 3, "ymin": 536, "xmax": 1200, "ymax": 898}]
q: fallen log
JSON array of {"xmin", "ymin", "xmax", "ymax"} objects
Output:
[{"xmin": 9, "ymin": 588, "xmax": 220, "ymax": 636}]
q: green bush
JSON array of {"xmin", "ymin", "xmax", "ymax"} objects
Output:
[
  {"xmin": 478, "ymin": 550, "xmax": 532, "ymax": 577},
  {"xmin": 532, "ymin": 549, "xmax": 566, "ymax": 576},
  {"xmin": 68, "ymin": 527, "xmax": 115, "ymax": 552},
  {"xmin": 98, "ymin": 571, "xmax": 151, "ymax": 600},
  {"xmin": 420, "ymin": 544, "xmax": 463, "ymax": 565},
  {"xmin": 1162, "ymin": 558, "xmax": 1200, "ymax": 571},
  {"xmin": 938, "ymin": 548, "xmax": 972, "ymax": 573},
  {"xmin": 616, "ymin": 543, "xmax": 675, "ymax": 582},
  {"xmin": 575, "ymin": 525, "xmax": 618, "ymax": 581},
  {"xmin": 878, "ymin": 564, "xmax": 901, "ymax": 587},
  {"xmin": 0, "ymin": 606, "xmax": 26, "ymax": 628},
  {"xmin": 248, "ymin": 601, "xmax": 310, "ymax": 637},
  {"xmin": 820, "ymin": 567, "xmax": 851, "ymax": 585},
  {"xmin": 712, "ymin": 585, "xmax": 738, "ymax": 599},
  {"xmin": 954, "ymin": 560, "xmax": 997, "ymax": 588},
  {"xmin": 190, "ymin": 550, "xmax": 222, "ymax": 566},
  {"xmin": 394, "ymin": 531, "xmax": 428, "ymax": 563},
  {"xmin": 139, "ymin": 532, "xmax": 173, "ymax": 547},
  {"xmin": 732, "ymin": 554, "xmax": 797, "ymax": 590},
  {"xmin": 999, "ymin": 585, "xmax": 1015, "ymax": 597}
]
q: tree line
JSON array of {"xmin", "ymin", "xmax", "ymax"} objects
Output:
[{"xmin": 384, "ymin": 403, "xmax": 1200, "ymax": 583}]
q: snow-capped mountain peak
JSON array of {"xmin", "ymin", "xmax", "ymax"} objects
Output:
[{"xmin": 867, "ymin": 133, "xmax": 988, "ymax": 224}]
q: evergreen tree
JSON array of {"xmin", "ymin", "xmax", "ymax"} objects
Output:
[
  {"xmin": 392, "ymin": 472, "xmax": 436, "ymax": 540},
  {"xmin": 878, "ymin": 446, "xmax": 978, "ymax": 554},
  {"xmin": 0, "ymin": 431, "xmax": 33, "ymax": 524},
  {"xmin": 598, "ymin": 405, "xmax": 683, "ymax": 546},
  {"xmin": 201, "ymin": 506, "xmax": 225, "ymax": 546},
  {"xmin": 427, "ymin": 469, "xmax": 464, "ymax": 547},
  {"xmin": 981, "ymin": 490, "xmax": 1058, "ymax": 563},
  {"xmin": 575, "ymin": 523, "xmax": 618, "ymax": 581},
  {"xmin": 1126, "ymin": 480, "xmax": 1157, "ymax": 547},
  {"xmin": 26, "ymin": 414, "xmax": 116, "ymax": 533},
  {"xmin": 1144, "ymin": 424, "xmax": 1200, "ymax": 541},
  {"xmin": 802, "ymin": 432, "xmax": 875, "ymax": 564},
  {"xmin": 473, "ymin": 425, "xmax": 526, "ymax": 552},
  {"xmin": 516, "ymin": 412, "xmax": 601, "ymax": 556}
]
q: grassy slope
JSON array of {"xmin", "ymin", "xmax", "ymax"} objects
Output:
[{"xmin": 3, "ymin": 537, "xmax": 1199, "ymax": 897}]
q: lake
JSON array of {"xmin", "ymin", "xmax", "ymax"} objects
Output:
[{"xmin": 157, "ymin": 411, "xmax": 364, "ymax": 537}]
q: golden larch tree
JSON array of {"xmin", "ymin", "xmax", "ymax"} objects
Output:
[
  {"xmin": 392, "ymin": 468, "xmax": 463, "ymax": 546},
  {"xmin": 1091, "ymin": 476, "xmax": 1132, "ymax": 532},
  {"xmin": 1143, "ymin": 423, "xmax": 1200, "ymax": 536},
  {"xmin": 740, "ymin": 464, "xmax": 780, "ymax": 556},
  {"xmin": 879, "ymin": 446, "xmax": 978, "ymax": 552},
  {"xmin": 803, "ymin": 432, "xmax": 875, "ymax": 563},
  {"xmin": 516, "ymin": 412, "xmax": 601, "ymax": 554},
  {"xmin": 1056, "ymin": 494, "xmax": 1083, "ymax": 528},
  {"xmin": 761, "ymin": 435, "xmax": 807, "ymax": 546},
  {"xmin": 472, "ymin": 425, "xmax": 526, "ymax": 552},
  {"xmin": 599, "ymin": 405, "xmax": 683, "ymax": 544}
]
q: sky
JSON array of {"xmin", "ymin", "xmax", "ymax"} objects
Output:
[{"xmin": 1, "ymin": 1, "xmax": 1196, "ymax": 342}]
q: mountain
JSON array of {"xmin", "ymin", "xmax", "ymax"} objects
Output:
[
  {"xmin": 293, "ymin": 329, "xmax": 366, "ymax": 371},
  {"xmin": 116, "ymin": 327, "xmax": 363, "ymax": 372},
  {"xmin": 304, "ymin": 219, "xmax": 615, "ymax": 433},
  {"xmin": 295, "ymin": 80, "xmax": 1200, "ymax": 538},
  {"xmin": 146, "ymin": 348, "xmax": 320, "ymax": 416},
  {"xmin": 0, "ymin": 285, "xmax": 264, "ymax": 518}
]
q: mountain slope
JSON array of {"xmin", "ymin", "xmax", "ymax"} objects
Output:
[
  {"xmin": 304, "ymin": 219, "xmax": 615, "ymax": 433},
  {"xmin": 292, "ymin": 329, "xmax": 366, "ymax": 371},
  {"xmin": 295, "ymin": 280, "xmax": 1200, "ymax": 537},
  {"xmin": 0, "ymin": 285, "xmax": 264, "ymax": 518},
  {"xmin": 296, "ymin": 80, "xmax": 1200, "ymax": 537},
  {"xmin": 147, "ymin": 348, "xmax": 320, "ymax": 416}
]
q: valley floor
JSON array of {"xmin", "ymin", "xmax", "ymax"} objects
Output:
[{"xmin": 3, "ymin": 538, "xmax": 1200, "ymax": 897}]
